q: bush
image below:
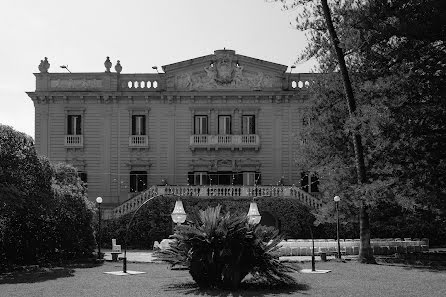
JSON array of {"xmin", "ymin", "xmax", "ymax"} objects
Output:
[
  {"xmin": 50, "ymin": 162, "xmax": 96, "ymax": 259},
  {"xmin": 101, "ymin": 195, "xmax": 446, "ymax": 250},
  {"xmin": 100, "ymin": 197, "xmax": 316, "ymax": 249},
  {"xmin": 155, "ymin": 205, "xmax": 297, "ymax": 289},
  {"xmin": 0, "ymin": 125, "xmax": 96, "ymax": 268}
]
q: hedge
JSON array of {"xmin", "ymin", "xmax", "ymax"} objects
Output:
[{"xmin": 100, "ymin": 196, "xmax": 321, "ymax": 249}]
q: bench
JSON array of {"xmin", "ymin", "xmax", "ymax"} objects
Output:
[{"xmin": 111, "ymin": 252, "xmax": 121, "ymax": 261}]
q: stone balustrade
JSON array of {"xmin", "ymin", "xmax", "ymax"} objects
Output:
[
  {"xmin": 34, "ymin": 72, "xmax": 322, "ymax": 93},
  {"xmin": 128, "ymin": 135, "xmax": 148, "ymax": 147},
  {"xmin": 112, "ymin": 185, "xmax": 323, "ymax": 218},
  {"xmin": 64, "ymin": 135, "xmax": 83, "ymax": 147},
  {"xmin": 190, "ymin": 134, "xmax": 260, "ymax": 150}
]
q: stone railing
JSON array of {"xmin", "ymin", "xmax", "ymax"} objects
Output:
[
  {"xmin": 64, "ymin": 135, "xmax": 83, "ymax": 147},
  {"xmin": 284, "ymin": 73, "xmax": 322, "ymax": 91},
  {"xmin": 129, "ymin": 135, "xmax": 148, "ymax": 147},
  {"xmin": 119, "ymin": 73, "xmax": 164, "ymax": 91},
  {"xmin": 276, "ymin": 238, "xmax": 430, "ymax": 256},
  {"xmin": 112, "ymin": 185, "xmax": 322, "ymax": 218},
  {"xmin": 190, "ymin": 134, "xmax": 260, "ymax": 150},
  {"xmin": 34, "ymin": 71, "xmax": 323, "ymax": 93}
]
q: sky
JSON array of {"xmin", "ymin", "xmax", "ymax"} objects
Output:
[{"xmin": 0, "ymin": 0, "xmax": 313, "ymax": 138}]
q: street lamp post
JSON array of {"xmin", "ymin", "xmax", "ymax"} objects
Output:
[
  {"xmin": 122, "ymin": 194, "xmax": 186, "ymax": 273},
  {"xmin": 334, "ymin": 195, "xmax": 341, "ymax": 259},
  {"xmin": 249, "ymin": 197, "xmax": 331, "ymax": 274},
  {"xmin": 96, "ymin": 197, "xmax": 103, "ymax": 259}
]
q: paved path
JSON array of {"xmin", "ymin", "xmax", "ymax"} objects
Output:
[{"xmin": 102, "ymin": 249, "xmax": 358, "ymax": 263}]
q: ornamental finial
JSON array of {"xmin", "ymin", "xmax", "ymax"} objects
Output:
[{"xmin": 115, "ymin": 60, "xmax": 122, "ymax": 74}]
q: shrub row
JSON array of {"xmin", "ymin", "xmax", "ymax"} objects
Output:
[
  {"xmin": 101, "ymin": 196, "xmax": 446, "ymax": 249},
  {"xmin": 101, "ymin": 196, "xmax": 322, "ymax": 249}
]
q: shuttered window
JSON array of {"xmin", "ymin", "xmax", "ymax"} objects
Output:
[
  {"xmin": 242, "ymin": 115, "xmax": 255, "ymax": 134},
  {"xmin": 67, "ymin": 115, "xmax": 82, "ymax": 135},
  {"xmin": 131, "ymin": 115, "xmax": 146, "ymax": 135}
]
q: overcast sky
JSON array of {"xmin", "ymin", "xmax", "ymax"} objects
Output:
[{"xmin": 0, "ymin": 0, "xmax": 313, "ymax": 138}]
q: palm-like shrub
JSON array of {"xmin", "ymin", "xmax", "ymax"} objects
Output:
[{"xmin": 155, "ymin": 205, "xmax": 297, "ymax": 289}]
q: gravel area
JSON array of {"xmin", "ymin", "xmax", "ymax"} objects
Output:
[{"xmin": 1, "ymin": 261, "xmax": 445, "ymax": 297}]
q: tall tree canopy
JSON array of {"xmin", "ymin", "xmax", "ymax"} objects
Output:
[{"xmin": 281, "ymin": 0, "xmax": 446, "ymax": 244}]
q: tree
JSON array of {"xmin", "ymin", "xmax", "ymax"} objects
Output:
[
  {"xmin": 0, "ymin": 124, "xmax": 96, "ymax": 267},
  {"xmin": 51, "ymin": 162, "xmax": 96, "ymax": 259},
  {"xmin": 279, "ymin": 0, "xmax": 375, "ymax": 263},
  {"xmin": 0, "ymin": 124, "xmax": 54, "ymax": 265},
  {"xmin": 155, "ymin": 205, "xmax": 297, "ymax": 290},
  {"xmin": 279, "ymin": 0, "xmax": 446, "ymax": 250}
]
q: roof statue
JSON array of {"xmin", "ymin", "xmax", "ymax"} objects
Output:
[
  {"xmin": 104, "ymin": 56, "xmax": 112, "ymax": 73},
  {"xmin": 38, "ymin": 57, "xmax": 50, "ymax": 73}
]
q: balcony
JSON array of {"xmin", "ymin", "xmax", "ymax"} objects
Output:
[
  {"xmin": 190, "ymin": 134, "xmax": 260, "ymax": 150},
  {"xmin": 129, "ymin": 135, "xmax": 149, "ymax": 147},
  {"xmin": 64, "ymin": 135, "xmax": 83, "ymax": 148},
  {"xmin": 112, "ymin": 185, "xmax": 323, "ymax": 218}
]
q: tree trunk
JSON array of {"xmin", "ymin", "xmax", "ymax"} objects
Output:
[
  {"xmin": 320, "ymin": 0, "xmax": 375, "ymax": 263},
  {"xmin": 359, "ymin": 203, "xmax": 376, "ymax": 263}
]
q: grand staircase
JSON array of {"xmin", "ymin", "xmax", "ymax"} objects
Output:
[{"xmin": 111, "ymin": 185, "xmax": 323, "ymax": 218}]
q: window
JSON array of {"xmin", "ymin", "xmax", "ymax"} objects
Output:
[
  {"xmin": 218, "ymin": 115, "xmax": 231, "ymax": 135},
  {"xmin": 242, "ymin": 115, "xmax": 255, "ymax": 134},
  {"xmin": 193, "ymin": 172, "xmax": 208, "ymax": 185},
  {"xmin": 77, "ymin": 171, "xmax": 87, "ymax": 185},
  {"xmin": 194, "ymin": 115, "xmax": 208, "ymax": 134},
  {"xmin": 132, "ymin": 115, "xmax": 146, "ymax": 135},
  {"xmin": 243, "ymin": 172, "xmax": 256, "ymax": 186},
  {"xmin": 301, "ymin": 172, "xmax": 309, "ymax": 192},
  {"xmin": 67, "ymin": 115, "xmax": 82, "ymax": 135},
  {"xmin": 310, "ymin": 174, "xmax": 319, "ymax": 192},
  {"xmin": 130, "ymin": 171, "xmax": 148, "ymax": 192},
  {"xmin": 301, "ymin": 172, "xmax": 319, "ymax": 193}
]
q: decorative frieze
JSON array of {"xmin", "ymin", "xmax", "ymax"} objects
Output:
[{"xmin": 50, "ymin": 78, "xmax": 103, "ymax": 89}]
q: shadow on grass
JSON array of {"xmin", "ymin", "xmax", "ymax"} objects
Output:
[
  {"xmin": 0, "ymin": 267, "xmax": 75, "ymax": 284},
  {"xmin": 401, "ymin": 265, "xmax": 446, "ymax": 273},
  {"xmin": 376, "ymin": 261, "xmax": 446, "ymax": 273},
  {"xmin": 163, "ymin": 280, "xmax": 310, "ymax": 297},
  {"xmin": 0, "ymin": 261, "xmax": 104, "ymax": 284}
]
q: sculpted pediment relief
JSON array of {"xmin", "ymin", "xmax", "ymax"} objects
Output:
[{"xmin": 164, "ymin": 49, "xmax": 286, "ymax": 91}]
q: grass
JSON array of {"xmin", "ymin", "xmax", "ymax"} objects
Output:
[{"xmin": 0, "ymin": 261, "xmax": 445, "ymax": 297}]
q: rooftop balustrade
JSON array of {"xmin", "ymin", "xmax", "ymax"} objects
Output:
[{"xmin": 33, "ymin": 71, "xmax": 322, "ymax": 93}]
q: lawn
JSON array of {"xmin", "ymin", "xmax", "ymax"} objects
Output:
[{"xmin": 1, "ymin": 261, "xmax": 445, "ymax": 297}]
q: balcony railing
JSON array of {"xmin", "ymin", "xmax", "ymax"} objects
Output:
[
  {"xmin": 112, "ymin": 185, "xmax": 323, "ymax": 218},
  {"xmin": 64, "ymin": 135, "xmax": 83, "ymax": 147},
  {"xmin": 129, "ymin": 135, "xmax": 148, "ymax": 147},
  {"xmin": 190, "ymin": 134, "xmax": 260, "ymax": 150}
]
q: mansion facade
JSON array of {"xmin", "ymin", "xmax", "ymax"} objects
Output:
[{"xmin": 28, "ymin": 49, "xmax": 322, "ymax": 217}]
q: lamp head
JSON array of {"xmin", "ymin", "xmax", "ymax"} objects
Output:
[
  {"xmin": 171, "ymin": 200, "xmax": 186, "ymax": 224},
  {"xmin": 96, "ymin": 197, "xmax": 103, "ymax": 204},
  {"xmin": 247, "ymin": 202, "xmax": 261, "ymax": 225},
  {"xmin": 333, "ymin": 196, "xmax": 340, "ymax": 202}
]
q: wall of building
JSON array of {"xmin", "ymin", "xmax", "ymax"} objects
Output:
[
  {"xmin": 28, "ymin": 51, "xmax": 319, "ymax": 208},
  {"xmin": 32, "ymin": 94, "xmax": 310, "ymax": 207}
]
